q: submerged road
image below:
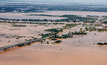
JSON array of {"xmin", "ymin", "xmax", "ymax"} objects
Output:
[
  {"xmin": 0, "ymin": 38, "xmax": 46, "ymax": 52},
  {"xmin": 0, "ymin": 25, "xmax": 79, "ymax": 52}
]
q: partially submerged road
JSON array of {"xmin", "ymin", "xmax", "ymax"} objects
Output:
[{"xmin": 0, "ymin": 38, "xmax": 46, "ymax": 52}]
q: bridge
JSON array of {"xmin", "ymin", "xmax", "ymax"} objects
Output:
[{"xmin": 0, "ymin": 38, "xmax": 46, "ymax": 52}]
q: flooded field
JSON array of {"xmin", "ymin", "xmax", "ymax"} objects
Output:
[
  {"xmin": 0, "ymin": 11, "xmax": 107, "ymax": 65},
  {"xmin": 0, "ymin": 12, "xmax": 65, "ymax": 20},
  {"xmin": 0, "ymin": 11, "xmax": 107, "ymax": 20},
  {"xmin": 0, "ymin": 23, "xmax": 64, "ymax": 47},
  {"xmin": 0, "ymin": 25, "xmax": 107, "ymax": 65}
]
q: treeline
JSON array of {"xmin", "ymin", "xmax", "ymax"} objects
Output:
[
  {"xmin": 0, "ymin": 14, "xmax": 97, "ymax": 23},
  {"xmin": 0, "ymin": 18, "xmax": 71, "ymax": 22},
  {"xmin": 61, "ymin": 15, "xmax": 97, "ymax": 23}
]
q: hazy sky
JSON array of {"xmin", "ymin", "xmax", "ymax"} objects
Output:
[{"xmin": 1, "ymin": 0, "xmax": 107, "ymax": 4}]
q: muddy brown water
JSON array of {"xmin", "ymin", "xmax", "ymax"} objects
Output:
[
  {"xmin": 0, "ymin": 25, "xmax": 107, "ymax": 65},
  {"xmin": 0, "ymin": 11, "xmax": 107, "ymax": 20}
]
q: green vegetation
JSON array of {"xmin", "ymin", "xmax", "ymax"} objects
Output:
[
  {"xmin": 63, "ymin": 24, "xmax": 77, "ymax": 29},
  {"xmin": 40, "ymin": 23, "xmax": 76, "ymax": 44},
  {"xmin": 103, "ymin": 20, "xmax": 107, "ymax": 24},
  {"xmin": 85, "ymin": 27, "xmax": 97, "ymax": 31},
  {"xmin": 45, "ymin": 28, "xmax": 63, "ymax": 33},
  {"xmin": 42, "ymin": 24, "xmax": 76, "ymax": 40},
  {"xmin": 47, "ymin": 41, "xmax": 49, "ymax": 44},
  {"xmin": 72, "ymin": 31, "xmax": 87, "ymax": 35},
  {"xmin": 51, "ymin": 38, "xmax": 57, "ymax": 40},
  {"xmin": 33, "ymin": 38, "xmax": 38, "ymax": 40},
  {"xmin": 41, "ymin": 33, "xmax": 53, "ymax": 38},
  {"xmin": 50, "ymin": 33, "xmax": 72, "ymax": 39},
  {"xmin": 84, "ymin": 24, "xmax": 107, "ymax": 32},
  {"xmin": 54, "ymin": 40, "xmax": 62, "ymax": 43},
  {"xmin": 61, "ymin": 15, "xmax": 97, "ymax": 23},
  {"xmin": 98, "ymin": 29, "xmax": 107, "ymax": 31},
  {"xmin": 12, "ymin": 25, "xmax": 26, "ymax": 27},
  {"xmin": 97, "ymin": 43, "xmax": 107, "ymax": 45},
  {"xmin": 0, "ymin": 14, "xmax": 97, "ymax": 23},
  {"xmin": 61, "ymin": 34, "xmax": 73, "ymax": 39}
]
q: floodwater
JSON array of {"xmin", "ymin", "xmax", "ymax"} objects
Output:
[
  {"xmin": 0, "ymin": 11, "xmax": 107, "ymax": 65},
  {"xmin": 43, "ymin": 11, "xmax": 107, "ymax": 16},
  {"xmin": 0, "ymin": 23, "xmax": 64, "ymax": 47},
  {"xmin": 0, "ymin": 11, "xmax": 107, "ymax": 19},
  {"xmin": 0, "ymin": 24, "xmax": 107, "ymax": 65},
  {"xmin": 0, "ymin": 12, "xmax": 65, "ymax": 20}
]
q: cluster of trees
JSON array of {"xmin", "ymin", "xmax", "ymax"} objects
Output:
[
  {"xmin": 42, "ymin": 24, "xmax": 77, "ymax": 39},
  {"xmin": 61, "ymin": 15, "xmax": 97, "ymax": 23},
  {"xmin": 98, "ymin": 29, "xmax": 107, "ymax": 31},
  {"xmin": 0, "ymin": 14, "xmax": 97, "ymax": 23},
  {"xmin": 54, "ymin": 40, "xmax": 62, "ymax": 43},
  {"xmin": 63, "ymin": 24, "xmax": 77, "ymax": 29},
  {"xmin": 72, "ymin": 31, "xmax": 87, "ymax": 35},
  {"xmin": 103, "ymin": 20, "xmax": 107, "ymax": 24},
  {"xmin": 45, "ymin": 28, "xmax": 63, "ymax": 33},
  {"xmin": 85, "ymin": 27, "xmax": 97, "ymax": 31},
  {"xmin": 40, "ymin": 33, "xmax": 54, "ymax": 38},
  {"xmin": 12, "ymin": 24, "xmax": 27, "ymax": 27},
  {"xmin": 97, "ymin": 43, "xmax": 107, "ymax": 45}
]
